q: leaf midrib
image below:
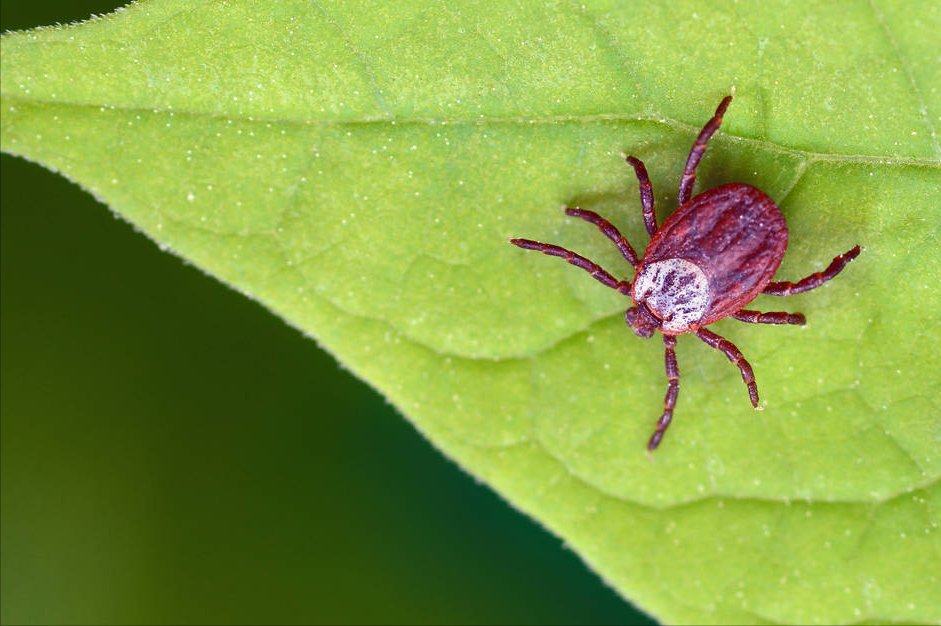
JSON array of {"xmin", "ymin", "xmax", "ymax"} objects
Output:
[{"xmin": 3, "ymin": 92, "xmax": 941, "ymax": 168}]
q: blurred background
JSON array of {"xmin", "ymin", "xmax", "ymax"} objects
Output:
[{"xmin": 0, "ymin": 3, "xmax": 654, "ymax": 624}]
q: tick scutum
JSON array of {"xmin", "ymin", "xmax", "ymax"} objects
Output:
[{"xmin": 632, "ymin": 258, "xmax": 710, "ymax": 334}]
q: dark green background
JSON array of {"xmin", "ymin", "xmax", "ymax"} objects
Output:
[{"xmin": 0, "ymin": 3, "xmax": 654, "ymax": 624}]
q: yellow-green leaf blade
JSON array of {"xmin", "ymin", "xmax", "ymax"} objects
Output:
[{"xmin": 3, "ymin": 1, "xmax": 940, "ymax": 623}]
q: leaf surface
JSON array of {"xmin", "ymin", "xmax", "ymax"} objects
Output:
[{"xmin": 2, "ymin": 1, "xmax": 940, "ymax": 623}]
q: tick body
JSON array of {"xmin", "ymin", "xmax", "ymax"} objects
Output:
[{"xmin": 510, "ymin": 94, "xmax": 861, "ymax": 450}]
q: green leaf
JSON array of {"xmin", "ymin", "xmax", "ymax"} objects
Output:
[{"xmin": 2, "ymin": 1, "xmax": 939, "ymax": 623}]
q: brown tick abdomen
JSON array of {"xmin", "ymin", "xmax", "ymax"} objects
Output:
[{"xmin": 640, "ymin": 183, "xmax": 788, "ymax": 328}]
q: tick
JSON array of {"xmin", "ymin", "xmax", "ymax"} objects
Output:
[{"xmin": 510, "ymin": 93, "xmax": 861, "ymax": 450}]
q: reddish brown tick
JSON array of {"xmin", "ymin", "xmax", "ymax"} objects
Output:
[{"xmin": 510, "ymin": 94, "xmax": 861, "ymax": 450}]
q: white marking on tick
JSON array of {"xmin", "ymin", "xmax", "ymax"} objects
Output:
[{"xmin": 633, "ymin": 259, "xmax": 710, "ymax": 332}]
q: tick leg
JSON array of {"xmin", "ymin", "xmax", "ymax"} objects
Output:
[
  {"xmin": 763, "ymin": 245, "xmax": 861, "ymax": 296},
  {"xmin": 648, "ymin": 335, "xmax": 679, "ymax": 451},
  {"xmin": 732, "ymin": 310, "xmax": 806, "ymax": 325},
  {"xmin": 564, "ymin": 208, "xmax": 640, "ymax": 268},
  {"xmin": 678, "ymin": 94, "xmax": 733, "ymax": 206},
  {"xmin": 509, "ymin": 239, "xmax": 632, "ymax": 295},
  {"xmin": 695, "ymin": 328, "xmax": 759, "ymax": 408},
  {"xmin": 623, "ymin": 155, "xmax": 657, "ymax": 238}
]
